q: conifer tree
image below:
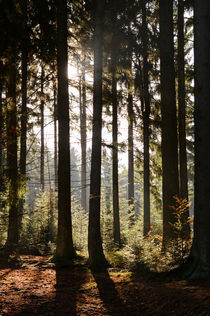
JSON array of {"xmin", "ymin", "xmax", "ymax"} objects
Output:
[
  {"xmin": 88, "ymin": 0, "xmax": 108, "ymax": 269},
  {"xmin": 159, "ymin": 0, "xmax": 180, "ymax": 245},
  {"xmin": 56, "ymin": 0, "xmax": 75, "ymax": 260}
]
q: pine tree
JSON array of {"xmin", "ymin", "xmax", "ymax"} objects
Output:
[
  {"xmin": 88, "ymin": 0, "xmax": 108, "ymax": 269},
  {"xmin": 177, "ymin": 0, "xmax": 190, "ymax": 238},
  {"xmin": 56, "ymin": 0, "xmax": 75, "ymax": 260},
  {"xmin": 159, "ymin": 0, "xmax": 180, "ymax": 245}
]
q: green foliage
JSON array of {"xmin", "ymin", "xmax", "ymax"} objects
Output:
[
  {"xmin": 71, "ymin": 198, "xmax": 88, "ymax": 251},
  {"xmin": 20, "ymin": 189, "xmax": 57, "ymax": 254},
  {"xmin": 19, "ymin": 191, "xmax": 89, "ymax": 254}
]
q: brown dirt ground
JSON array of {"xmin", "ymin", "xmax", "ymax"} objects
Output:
[{"xmin": 0, "ymin": 255, "xmax": 210, "ymax": 315}]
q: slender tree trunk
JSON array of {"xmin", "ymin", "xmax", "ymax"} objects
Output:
[
  {"xmin": 128, "ymin": 88, "xmax": 135, "ymax": 224},
  {"xmin": 53, "ymin": 83, "xmax": 58, "ymax": 191},
  {"xmin": 142, "ymin": 0, "xmax": 151, "ymax": 237},
  {"xmin": 40, "ymin": 66, "xmax": 44, "ymax": 192},
  {"xmin": 80, "ymin": 58, "xmax": 87, "ymax": 211},
  {"xmin": 103, "ymin": 155, "xmax": 111, "ymax": 215},
  {"xmin": 159, "ymin": 0, "xmax": 180, "ymax": 245},
  {"xmin": 112, "ymin": 53, "xmax": 121, "ymax": 247},
  {"xmin": 6, "ymin": 52, "xmax": 19, "ymax": 249},
  {"xmin": 47, "ymin": 149, "xmax": 54, "ymax": 242},
  {"xmin": 177, "ymin": 0, "xmax": 190, "ymax": 239},
  {"xmin": 88, "ymin": 0, "xmax": 107, "ymax": 269},
  {"xmin": 56, "ymin": 0, "xmax": 75, "ymax": 260},
  {"xmin": 19, "ymin": 18, "xmax": 28, "ymax": 236}
]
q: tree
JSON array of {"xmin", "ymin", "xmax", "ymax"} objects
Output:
[
  {"xmin": 177, "ymin": 0, "xmax": 190, "ymax": 238},
  {"xmin": 127, "ymin": 87, "xmax": 135, "ymax": 223},
  {"xmin": 182, "ymin": 0, "xmax": 210, "ymax": 279},
  {"xmin": 40, "ymin": 66, "xmax": 45, "ymax": 192},
  {"xmin": 19, "ymin": 0, "xmax": 28, "ymax": 234},
  {"xmin": 159, "ymin": 0, "xmax": 179, "ymax": 245},
  {"xmin": 6, "ymin": 50, "xmax": 19, "ymax": 249},
  {"xmin": 141, "ymin": 0, "xmax": 151, "ymax": 237},
  {"xmin": 56, "ymin": 0, "xmax": 75, "ymax": 260},
  {"xmin": 0, "ymin": 61, "xmax": 4, "ymax": 190},
  {"xmin": 80, "ymin": 57, "xmax": 87, "ymax": 211},
  {"xmin": 111, "ymin": 41, "xmax": 121, "ymax": 248},
  {"xmin": 53, "ymin": 79, "xmax": 58, "ymax": 191},
  {"xmin": 88, "ymin": 0, "xmax": 108, "ymax": 269}
]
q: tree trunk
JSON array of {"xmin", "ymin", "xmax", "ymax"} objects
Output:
[
  {"xmin": 142, "ymin": 0, "xmax": 151, "ymax": 237},
  {"xmin": 182, "ymin": 0, "xmax": 210, "ymax": 279},
  {"xmin": 112, "ymin": 53, "xmax": 121, "ymax": 248},
  {"xmin": 159, "ymin": 0, "xmax": 180, "ymax": 245},
  {"xmin": 88, "ymin": 0, "xmax": 107, "ymax": 269},
  {"xmin": 80, "ymin": 58, "xmax": 87, "ymax": 211},
  {"xmin": 6, "ymin": 52, "xmax": 19, "ymax": 249},
  {"xmin": 128, "ymin": 89, "xmax": 135, "ymax": 224},
  {"xmin": 177, "ymin": 0, "xmax": 190, "ymax": 239},
  {"xmin": 19, "ymin": 19, "xmax": 28, "ymax": 237},
  {"xmin": 53, "ymin": 84, "xmax": 58, "ymax": 191},
  {"xmin": 40, "ymin": 66, "xmax": 44, "ymax": 192},
  {"xmin": 0, "ymin": 61, "xmax": 3, "ymax": 190},
  {"xmin": 56, "ymin": 0, "xmax": 75, "ymax": 260}
]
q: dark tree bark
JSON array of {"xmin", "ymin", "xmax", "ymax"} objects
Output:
[
  {"xmin": 19, "ymin": 5, "xmax": 28, "ymax": 235},
  {"xmin": 128, "ymin": 89, "xmax": 135, "ymax": 224},
  {"xmin": 177, "ymin": 0, "xmax": 190, "ymax": 238},
  {"xmin": 53, "ymin": 82, "xmax": 58, "ymax": 191},
  {"xmin": 0, "ymin": 61, "xmax": 4, "ymax": 190},
  {"xmin": 6, "ymin": 52, "xmax": 19, "ymax": 248},
  {"xmin": 159, "ymin": 0, "xmax": 180, "ymax": 244},
  {"xmin": 182, "ymin": 0, "xmax": 210, "ymax": 279},
  {"xmin": 111, "ymin": 51, "xmax": 121, "ymax": 248},
  {"xmin": 88, "ymin": 0, "xmax": 107, "ymax": 269},
  {"xmin": 40, "ymin": 66, "xmax": 44, "ymax": 192},
  {"xmin": 56, "ymin": 0, "xmax": 75, "ymax": 260},
  {"xmin": 142, "ymin": 0, "xmax": 151, "ymax": 237},
  {"xmin": 80, "ymin": 58, "xmax": 87, "ymax": 211}
]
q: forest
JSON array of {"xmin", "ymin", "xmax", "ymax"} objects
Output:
[{"xmin": 0, "ymin": 0, "xmax": 210, "ymax": 315}]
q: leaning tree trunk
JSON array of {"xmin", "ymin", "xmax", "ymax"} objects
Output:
[
  {"xmin": 177, "ymin": 0, "xmax": 190, "ymax": 239},
  {"xmin": 182, "ymin": 0, "xmax": 210, "ymax": 280},
  {"xmin": 159, "ymin": 0, "xmax": 180, "ymax": 245},
  {"xmin": 142, "ymin": 0, "xmax": 151, "ymax": 237},
  {"xmin": 56, "ymin": 0, "xmax": 75, "ymax": 260},
  {"xmin": 88, "ymin": 0, "xmax": 107, "ymax": 269},
  {"xmin": 6, "ymin": 51, "xmax": 19, "ymax": 249}
]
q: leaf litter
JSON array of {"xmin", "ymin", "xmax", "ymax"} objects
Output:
[{"xmin": 0, "ymin": 255, "xmax": 210, "ymax": 315}]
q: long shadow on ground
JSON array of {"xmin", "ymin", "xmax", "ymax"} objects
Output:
[
  {"xmin": 54, "ymin": 264, "xmax": 87, "ymax": 315},
  {"xmin": 91, "ymin": 268, "xmax": 135, "ymax": 315},
  {"xmin": 14, "ymin": 261, "xmax": 87, "ymax": 315},
  {"xmin": 129, "ymin": 265, "xmax": 210, "ymax": 315}
]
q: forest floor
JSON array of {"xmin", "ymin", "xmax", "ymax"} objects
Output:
[{"xmin": 1, "ymin": 255, "xmax": 210, "ymax": 315}]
